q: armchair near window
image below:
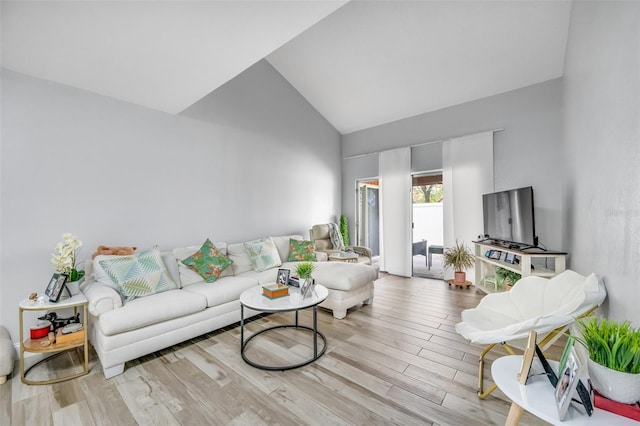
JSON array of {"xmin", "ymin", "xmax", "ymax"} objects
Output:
[{"xmin": 309, "ymin": 223, "xmax": 372, "ymax": 265}]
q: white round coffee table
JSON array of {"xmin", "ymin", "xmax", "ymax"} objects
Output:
[{"xmin": 239, "ymin": 284, "xmax": 328, "ymax": 370}]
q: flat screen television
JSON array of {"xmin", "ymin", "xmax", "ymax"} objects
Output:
[{"xmin": 482, "ymin": 186, "xmax": 537, "ymax": 247}]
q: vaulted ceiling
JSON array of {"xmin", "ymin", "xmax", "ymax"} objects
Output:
[{"xmin": 1, "ymin": 1, "xmax": 572, "ymax": 135}]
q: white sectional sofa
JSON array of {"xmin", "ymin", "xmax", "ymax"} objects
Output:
[{"xmin": 81, "ymin": 235, "xmax": 378, "ymax": 378}]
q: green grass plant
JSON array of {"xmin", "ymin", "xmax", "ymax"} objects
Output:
[
  {"xmin": 295, "ymin": 262, "xmax": 315, "ymax": 279},
  {"xmin": 577, "ymin": 317, "xmax": 640, "ymax": 374}
]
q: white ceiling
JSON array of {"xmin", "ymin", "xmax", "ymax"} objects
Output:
[
  {"xmin": 1, "ymin": 1, "xmax": 572, "ymax": 135},
  {"xmin": 0, "ymin": 1, "xmax": 347, "ymax": 115}
]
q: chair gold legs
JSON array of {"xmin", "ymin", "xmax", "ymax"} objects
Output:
[{"xmin": 477, "ymin": 342, "xmax": 516, "ymax": 399}]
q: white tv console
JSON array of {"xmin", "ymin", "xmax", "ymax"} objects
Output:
[{"xmin": 474, "ymin": 241, "xmax": 567, "ymax": 294}]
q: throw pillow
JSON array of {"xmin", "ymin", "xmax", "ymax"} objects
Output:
[
  {"xmin": 244, "ymin": 237, "xmax": 282, "ymax": 272},
  {"xmin": 181, "ymin": 239, "xmax": 232, "ymax": 283},
  {"xmin": 98, "ymin": 245, "xmax": 178, "ymax": 302},
  {"xmin": 287, "ymin": 238, "xmax": 316, "ymax": 262}
]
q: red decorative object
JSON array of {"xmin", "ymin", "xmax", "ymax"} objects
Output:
[
  {"xmin": 30, "ymin": 323, "xmax": 50, "ymax": 339},
  {"xmin": 593, "ymin": 390, "xmax": 640, "ymax": 421}
]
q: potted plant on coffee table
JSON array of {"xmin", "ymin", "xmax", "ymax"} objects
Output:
[
  {"xmin": 295, "ymin": 262, "xmax": 316, "ymax": 298},
  {"xmin": 576, "ymin": 317, "xmax": 640, "ymax": 404},
  {"xmin": 443, "ymin": 240, "xmax": 474, "ymax": 284}
]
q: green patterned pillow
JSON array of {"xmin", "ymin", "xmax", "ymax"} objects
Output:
[
  {"xmin": 98, "ymin": 245, "xmax": 178, "ymax": 302},
  {"xmin": 244, "ymin": 237, "xmax": 282, "ymax": 272},
  {"xmin": 288, "ymin": 238, "xmax": 316, "ymax": 262},
  {"xmin": 181, "ymin": 239, "xmax": 232, "ymax": 283}
]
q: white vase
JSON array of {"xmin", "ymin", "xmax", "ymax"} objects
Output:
[
  {"xmin": 61, "ymin": 277, "xmax": 85, "ymax": 299},
  {"xmin": 588, "ymin": 358, "xmax": 640, "ymax": 404}
]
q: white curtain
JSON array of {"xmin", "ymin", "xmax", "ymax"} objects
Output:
[
  {"xmin": 379, "ymin": 147, "xmax": 412, "ymax": 277},
  {"xmin": 442, "ymin": 131, "xmax": 494, "ymax": 282}
]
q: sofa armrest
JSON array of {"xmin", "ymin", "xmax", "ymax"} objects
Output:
[
  {"xmin": 348, "ymin": 246, "xmax": 372, "ymax": 259},
  {"xmin": 82, "ymin": 281, "xmax": 123, "ymax": 316}
]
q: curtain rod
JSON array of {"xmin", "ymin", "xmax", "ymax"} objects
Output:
[{"xmin": 343, "ymin": 128, "xmax": 504, "ymax": 160}]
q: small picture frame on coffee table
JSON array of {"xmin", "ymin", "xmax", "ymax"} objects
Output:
[
  {"xmin": 276, "ymin": 268, "xmax": 290, "ymax": 286},
  {"xmin": 45, "ymin": 272, "xmax": 68, "ymax": 302}
]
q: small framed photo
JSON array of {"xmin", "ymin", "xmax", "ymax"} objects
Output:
[
  {"xmin": 276, "ymin": 268, "xmax": 290, "ymax": 286},
  {"xmin": 504, "ymin": 253, "xmax": 516, "ymax": 264},
  {"xmin": 489, "ymin": 250, "xmax": 502, "ymax": 260},
  {"xmin": 300, "ymin": 278, "xmax": 314, "ymax": 299},
  {"xmin": 555, "ymin": 346, "xmax": 583, "ymax": 420},
  {"xmin": 45, "ymin": 272, "xmax": 68, "ymax": 302},
  {"xmin": 518, "ymin": 330, "xmax": 537, "ymax": 384}
]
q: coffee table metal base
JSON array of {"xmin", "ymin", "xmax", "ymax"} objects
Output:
[{"xmin": 240, "ymin": 305, "xmax": 327, "ymax": 371}]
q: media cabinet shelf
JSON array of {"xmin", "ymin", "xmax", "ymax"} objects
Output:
[{"xmin": 474, "ymin": 241, "xmax": 567, "ymax": 295}]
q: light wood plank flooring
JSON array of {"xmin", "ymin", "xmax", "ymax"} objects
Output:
[{"xmin": 1, "ymin": 275, "xmax": 554, "ymax": 425}]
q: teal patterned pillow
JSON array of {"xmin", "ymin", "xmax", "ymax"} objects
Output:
[
  {"xmin": 98, "ymin": 245, "xmax": 177, "ymax": 302},
  {"xmin": 287, "ymin": 239, "xmax": 316, "ymax": 261},
  {"xmin": 244, "ymin": 237, "xmax": 282, "ymax": 272},
  {"xmin": 181, "ymin": 239, "xmax": 232, "ymax": 283}
]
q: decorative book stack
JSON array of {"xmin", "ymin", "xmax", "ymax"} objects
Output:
[
  {"xmin": 262, "ymin": 283, "xmax": 289, "ymax": 299},
  {"xmin": 593, "ymin": 391, "xmax": 640, "ymax": 421}
]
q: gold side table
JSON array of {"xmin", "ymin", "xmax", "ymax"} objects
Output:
[{"xmin": 19, "ymin": 293, "xmax": 89, "ymax": 385}]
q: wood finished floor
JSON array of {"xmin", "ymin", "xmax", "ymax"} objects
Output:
[{"xmin": 1, "ymin": 275, "xmax": 555, "ymax": 426}]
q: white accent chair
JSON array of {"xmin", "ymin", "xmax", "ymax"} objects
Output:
[{"xmin": 455, "ymin": 270, "xmax": 607, "ymax": 399}]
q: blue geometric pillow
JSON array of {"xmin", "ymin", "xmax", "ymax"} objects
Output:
[{"xmin": 98, "ymin": 245, "xmax": 177, "ymax": 302}]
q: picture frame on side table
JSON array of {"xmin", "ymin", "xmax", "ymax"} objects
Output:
[
  {"xmin": 555, "ymin": 346, "xmax": 584, "ymax": 420},
  {"xmin": 518, "ymin": 330, "xmax": 537, "ymax": 384},
  {"xmin": 489, "ymin": 250, "xmax": 502, "ymax": 260},
  {"xmin": 504, "ymin": 253, "xmax": 516, "ymax": 264},
  {"xmin": 45, "ymin": 272, "xmax": 68, "ymax": 302}
]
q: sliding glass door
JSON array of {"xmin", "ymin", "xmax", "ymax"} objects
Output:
[{"xmin": 356, "ymin": 181, "xmax": 380, "ymax": 257}]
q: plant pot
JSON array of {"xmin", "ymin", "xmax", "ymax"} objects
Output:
[
  {"xmin": 454, "ymin": 271, "xmax": 466, "ymax": 283},
  {"xmin": 60, "ymin": 277, "xmax": 85, "ymax": 300},
  {"xmin": 588, "ymin": 358, "xmax": 640, "ymax": 404}
]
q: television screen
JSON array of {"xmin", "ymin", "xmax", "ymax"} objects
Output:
[{"xmin": 483, "ymin": 186, "xmax": 536, "ymax": 247}]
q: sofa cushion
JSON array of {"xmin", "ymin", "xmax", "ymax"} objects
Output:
[
  {"xmin": 235, "ymin": 269, "xmax": 280, "ymax": 286},
  {"xmin": 244, "ymin": 237, "xmax": 282, "ymax": 272},
  {"xmin": 180, "ymin": 239, "xmax": 232, "ymax": 283},
  {"xmin": 227, "ymin": 242, "xmax": 254, "ymax": 275},
  {"xmin": 182, "ymin": 276, "xmax": 259, "ymax": 307},
  {"xmin": 270, "ymin": 235, "xmax": 303, "ymax": 263},
  {"xmin": 98, "ymin": 289, "xmax": 206, "ymax": 336},
  {"xmin": 97, "ymin": 246, "xmax": 178, "ymax": 302},
  {"xmin": 287, "ymin": 238, "xmax": 316, "ymax": 262},
  {"xmin": 310, "ymin": 262, "xmax": 378, "ymax": 291},
  {"xmin": 161, "ymin": 252, "xmax": 181, "ymax": 288}
]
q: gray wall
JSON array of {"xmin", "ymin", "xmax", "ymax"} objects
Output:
[
  {"xmin": 0, "ymin": 60, "xmax": 341, "ymax": 340},
  {"xmin": 341, "ymin": 79, "xmax": 564, "ymax": 252},
  {"xmin": 563, "ymin": 2, "xmax": 640, "ymax": 325}
]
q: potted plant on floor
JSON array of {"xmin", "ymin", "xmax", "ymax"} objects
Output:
[
  {"xmin": 443, "ymin": 240, "xmax": 474, "ymax": 283},
  {"xmin": 576, "ymin": 317, "xmax": 640, "ymax": 404},
  {"xmin": 496, "ymin": 267, "xmax": 522, "ymax": 289}
]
